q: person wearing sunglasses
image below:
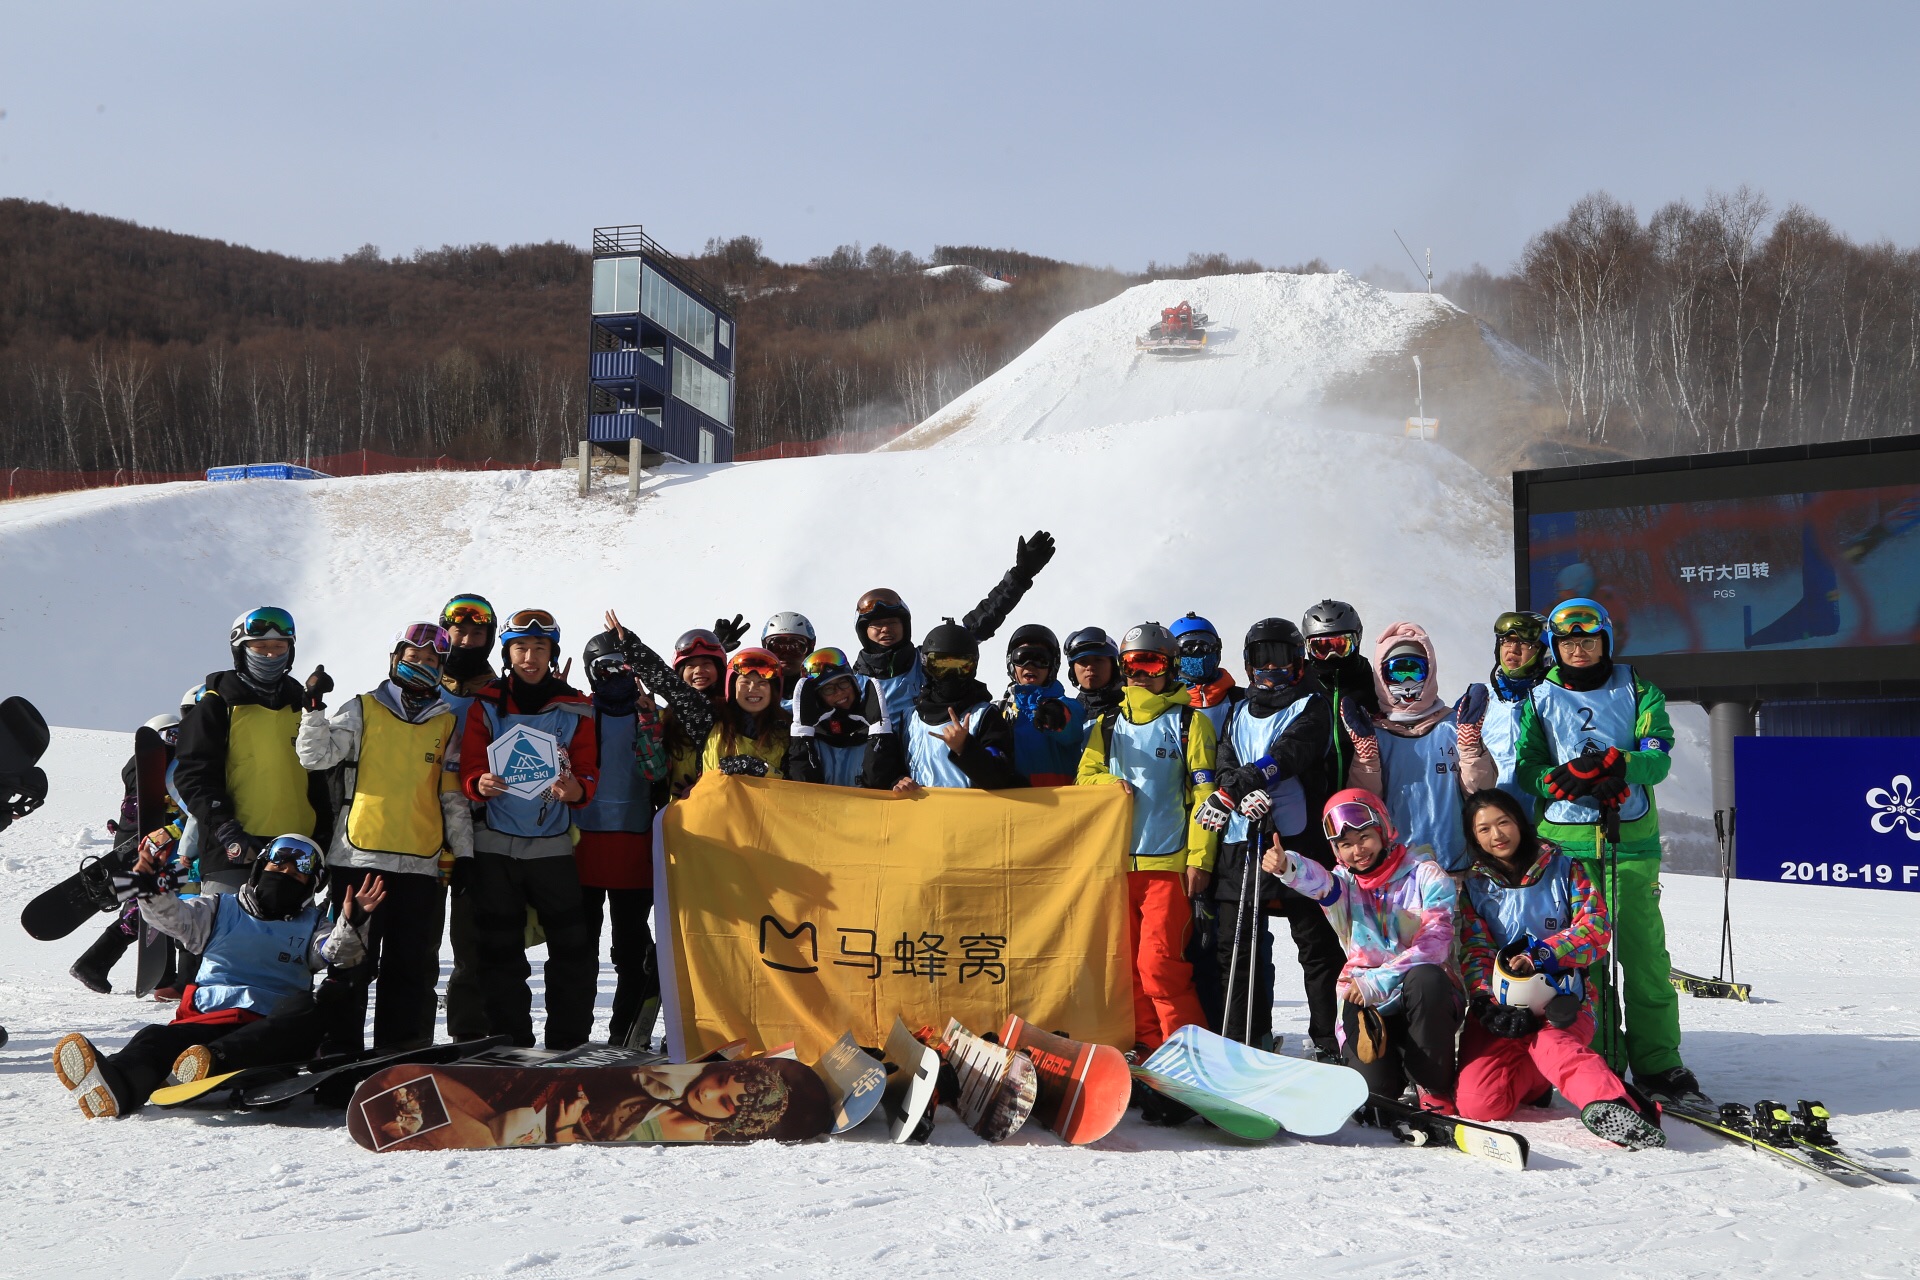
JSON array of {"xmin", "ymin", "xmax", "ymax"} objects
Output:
[
  {"xmin": 992, "ymin": 623, "xmax": 1086, "ymax": 787},
  {"xmin": 1260, "ymin": 789, "xmax": 1461, "ymax": 1113},
  {"xmin": 68, "ymin": 710, "xmax": 188, "ymax": 997},
  {"xmin": 1512, "ymin": 597, "xmax": 1691, "ymax": 1105},
  {"xmin": 1077, "ymin": 622, "xmax": 1219, "ymax": 1061},
  {"xmin": 849, "ymin": 529, "xmax": 1057, "ymax": 737},
  {"xmin": 53, "ymin": 833, "xmax": 382, "ymax": 1119},
  {"xmin": 174, "ymin": 607, "xmax": 331, "ymax": 898},
  {"xmin": 1341, "ymin": 622, "xmax": 1495, "ymax": 874},
  {"xmin": 878, "ymin": 620, "xmax": 1025, "ymax": 792},
  {"xmin": 434, "ymin": 593, "xmax": 501, "ymax": 1043},
  {"xmin": 1453, "ymin": 788, "xmax": 1665, "ymax": 1149},
  {"xmin": 294, "ymin": 623, "xmax": 473, "ymax": 1054},
  {"xmin": 1301, "ymin": 599, "xmax": 1380, "ymax": 785},
  {"xmin": 457, "ymin": 608, "xmax": 601, "ymax": 1050},
  {"xmin": 1194, "ymin": 618, "xmax": 1343, "ymax": 1060},
  {"xmin": 787, "ymin": 648, "xmax": 889, "ymax": 789},
  {"xmin": 1483, "ymin": 611, "xmax": 1551, "ymax": 813}
]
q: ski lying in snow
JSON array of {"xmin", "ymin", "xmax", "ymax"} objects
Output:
[
  {"xmin": 938, "ymin": 1018, "xmax": 1038, "ymax": 1142},
  {"xmin": 241, "ymin": 1035, "xmax": 514, "ymax": 1108},
  {"xmin": 1132, "ymin": 1025, "xmax": 1368, "ymax": 1141},
  {"xmin": 880, "ymin": 1017, "xmax": 940, "ymax": 1144},
  {"xmin": 346, "ymin": 1054, "xmax": 831, "ymax": 1150},
  {"xmin": 813, "ymin": 1032, "xmax": 887, "ymax": 1134},
  {"xmin": 1784, "ymin": 1100, "xmax": 1914, "ymax": 1183},
  {"xmin": 1663, "ymin": 1098, "xmax": 1877, "ymax": 1187},
  {"xmin": 150, "ymin": 1052, "xmax": 358, "ymax": 1108},
  {"xmin": 1668, "ymin": 967, "xmax": 1752, "ymax": 1001},
  {"xmin": 999, "ymin": 1016, "xmax": 1130, "ymax": 1145},
  {"xmin": 1361, "ymin": 1095, "xmax": 1530, "ymax": 1170}
]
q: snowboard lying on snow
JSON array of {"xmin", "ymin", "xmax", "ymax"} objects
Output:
[
  {"xmin": 346, "ymin": 1047, "xmax": 833, "ymax": 1150},
  {"xmin": 150, "ymin": 1037, "xmax": 514, "ymax": 1109},
  {"xmin": 1131, "ymin": 1024, "xmax": 1367, "ymax": 1140},
  {"xmin": 937, "ymin": 1018, "xmax": 1038, "ymax": 1142},
  {"xmin": 999, "ymin": 1015, "xmax": 1130, "ymax": 1145}
]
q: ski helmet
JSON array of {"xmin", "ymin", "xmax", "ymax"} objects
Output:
[
  {"xmin": 498, "ymin": 608, "xmax": 561, "ymax": 669},
  {"xmin": 1547, "ymin": 598, "xmax": 1614, "ymax": 661},
  {"xmin": 1170, "ymin": 612, "xmax": 1223, "ymax": 682},
  {"xmin": 440, "ymin": 593, "xmax": 497, "ymax": 640},
  {"xmin": 241, "ymin": 832, "xmax": 328, "ymax": 918},
  {"xmin": 855, "ymin": 588, "xmax": 911, "ymax": 646},
  {"xmin": 582, "ymin": 629, "xmax": 634, "ymax": 687},
  {"xmin": 1243, "ymin": 617, "xmax": 1306, "ymax": 688},
  {"xmin": 229, "ymin": 606, "xmax": 296, "ymax": 670},
  {"xmin": 1320, "ymin": 787, "xmax": 1396, "ymax": 845},
  {"xmin": 673, "ymin": 628, "xmax": 728, "ymax": 680},
  {"xmin": 724, "ymin": 647, "xmax": 784, "ymax": 704},
  {"xmin": 179, "ymin": 683, "xmax": 206, "ymax": 718},
  {"xmin": 761, "ymin": 612, "xmax": 816, "ymax": 646},
  {"xmin": 143, "ymin": 712, "xmax": 182, "ymax": 747},
  {"xmin": 1492, "ymin": 939, "xmax": 1585, "ymax": 1012},
  {"xmin": 1493, "ymin": 610, "xmax": 1551, "ymax": 678},
  {"xmin": 920, "ymin": 618, "xmax": 979, "ymax": 671},
  {"xmin": 1118, "ymin": 622, "xmax": 1177, "ymax": 681},
  {"xmin": 1301, "ymin": 599, "xmax": 1363, "ymax": 639},
  {"xmin": 390, "ymin": 622, "xmax": 450, "ymax": 693},
  {"xmin": 1004, "ymin": 622, "xmax": 1061, "ymax": 681},
  {"xmin": 1063, "ymin": 626, "xmax": 1120, "ymax": 689}
]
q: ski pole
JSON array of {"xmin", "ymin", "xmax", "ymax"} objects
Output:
[
  {"xmin": 1244, "ymin": 816, "xmax": 1270, "ymax": 1047},
  {"xmin": 1603, "ymin": 807, "xmax": 1623, "ymax": 1070},
  {"xmin": 1223, "ymin": 835, "xmax": 1256, "ymax": 1044}
]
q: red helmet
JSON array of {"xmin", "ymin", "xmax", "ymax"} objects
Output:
[
  {"xmin": 673, "ymin": 628, "xmax": 727, "ymax": 673},
  {"xmin": 1320, "ymin": 787, "xmax": 1397, "ymax": 845}
]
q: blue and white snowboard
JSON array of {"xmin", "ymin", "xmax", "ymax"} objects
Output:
[{"xmin": 1134, "ymin": 1025, "xmax": 1367, "ymax": 1139}]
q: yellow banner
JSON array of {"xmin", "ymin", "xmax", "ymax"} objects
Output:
[{"xmin": 655, "ymin": 775, "xmax": 1134, "ymax": 1061}]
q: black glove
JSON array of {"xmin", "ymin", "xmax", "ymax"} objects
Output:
[
  {"xmin": 717, "ymin": 755, "xmax": 770, "ymax": 777},
  {"xmin": 1542, "ymin": 991, "xmax": 1581, "ymax": 1030},
  {"xmin": 712, "ymin": 614, "xmax": 749, "ymax": 652},
  {"xmin": 1588, "ymin": 775, "xmax": 1630, "ymax": 810},
  {"xmin": 304, "ymin": 664, "xmax": 334, "ymax": 712},
  {"xmin": 449, "ymin": 857, "xmax": 475, "ymax": 899},
  {"xmin": 1014, "ymin": 530, "xmax": 1056, "ymax": 580},
  {"xmin": 1032, "ymin": 698, "xmax": 1070, "ymax": 733},
  {"xmin": 212, "ymin": 819, "xmax": 257, "ymax": 865},
  {"xmin": 0, "ymin": 765, "xmax": 47, "ymax": 830},
  {"xmin": 1543, "ymin": 762, "xmax": 1590, "ymax": 803},
  {"xmin": 1473, "ymin": 995, "xmax": 1539, "ymax": 1039},
  {"xmin": 1190, "ymin": 896, "xmax": 1217, "ymax": 954}
]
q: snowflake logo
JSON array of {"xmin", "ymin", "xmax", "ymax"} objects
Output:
[{"xmin": 1866, "ymin": 775, "xmax": 1920, "ymax": 842}]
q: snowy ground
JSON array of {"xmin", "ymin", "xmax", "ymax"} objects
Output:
[{"xmin": 3, "ymin": 728, "xmax": 1916, "ymax": 1280}]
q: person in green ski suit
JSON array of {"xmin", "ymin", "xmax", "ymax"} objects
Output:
[{"xmin": 1513, "ymin": 597, "xmax": 1697, "ymax": 1102}]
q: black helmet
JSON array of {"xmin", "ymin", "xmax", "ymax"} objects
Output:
[
  {"xmin": 1301, "ymin": 599, "xmax": 1362, "ymax": 639},
  {"xmin": 1244, "ymin": 617, "xmax": 1306, "ymax": 671},
  {"xmin": 1004, "ymin": 623, "xmax": 1061, "ymax": 681},
  {"xmin": 920, "ymin": 617, "xmax": 978, "ymax": 664},
  {"xmin": 581, "ymin": 630, "xmax": 634, "ymax": 687},
  {"xmin": 1063, "ymin": 626, "xmax": 1120, "ymax": 689}
]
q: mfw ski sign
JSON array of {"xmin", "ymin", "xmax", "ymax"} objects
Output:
[{"xmin": 487, "ymin": 724, "xmax": 561, "ymax": 799}]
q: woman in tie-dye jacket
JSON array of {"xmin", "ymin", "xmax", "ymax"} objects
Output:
[{"xmin": 1262, "ymin": 787, "xmax": 1462, "ymax": 1109}]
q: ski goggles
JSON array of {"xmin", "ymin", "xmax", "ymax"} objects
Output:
[
  {"xmin": 1176, "ymin": 634, "xmax": 1223, "ymax": 658},
  {"xmin": 589, "ymin": 652, "xmax": 633, "ymax": 680},
  {"xmin": 394, "ymin": 622, "xmax": 451, "ymax": 656},
  {"xmin": 503, "ymin": 609, "xmax": 560, "ymax": 638},
  {"xmin": 923, "ymin": 654, "xmax": 978, "ymax": 679},
  {"xmin": 261, "ymin": 834, "xmax": 325, "ymax": 878},
  {"xmin": 1322, "ymin": 800, "xmax": 1384, "ymax": 842},
  {"xmin": 802, "ymin": 648, "xmax": 852, "ymax": 680},
  {"xmin": 1307, "ymin": 633, "xmax": 1357, "ymax": 662},
  {"xmin": 728, "ymin": 652, "xmax": 782, "ymax": 683},
  {"xmin": 765, "ymin": 634, "xmax": 812, "ymax": 660},
  {"xmin": 1548, "ymin": 603, "xmax": 1607, "ymax": 637},
  {"xmin": 1246, "ymin": 639, "xmax": 1302, "ymax": 670},
  {"xmin": 1494, "ymin": 611, "xmax": 1547, "ymax": 644},
  {"xmin": 1382, "ymin": 654, "xmax": 1431, "ymax": 685},
  {"xmin": 156, "ymin": 725, "xmax": 180, "ymax": 747},
  {"xmin": 1007, "ymin": 644, "xmax": 1055, "ymax": 669},
  {"xmin": 237, "ymin": 607, "xmax": 296, "ymax": 641},
  {"xmin": 441, "ymin": 596, "xmax": 495, "ymax": 628},
  {"xmin": 1119, "ymin": 651, "xmax": 1172, "ymax": 679},
  {"xmin": 1248, "ymin": 664, "xmax": 1300, "ymax": 689}
]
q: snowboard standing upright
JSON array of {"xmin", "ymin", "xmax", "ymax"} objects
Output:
[
  {"xmin": 21, "ymin": 726, "xmax": 169, "ymax": 942},
  {"xmin": 999, "ymin": 1016, "xmax": 1130, "ymax": 1145}
]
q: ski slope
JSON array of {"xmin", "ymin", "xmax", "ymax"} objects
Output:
[
  {"xmin": 887, "ymin": 272, "xmax": 1454, "ymax": 450},
  {"xmin": 2, "ymin": 726, "xmax": 1915, "ymax": 1280}
]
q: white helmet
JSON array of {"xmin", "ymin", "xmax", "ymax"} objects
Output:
[
  {"xmin": 143, "ymin": 712, "xmax": 181, "ymax": 736},
  {"xmin": 1492, "ymin": 942, "xmax": 1585, "ymax": 1011},
  {"xmin": 762, "ymin": 612, "xmax": 816, "ymax": 645},
  {"xmin": 179, "ymin": 683, "xmax": 207, "ymax": 717}
]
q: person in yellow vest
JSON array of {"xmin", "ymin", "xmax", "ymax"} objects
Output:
[
  {"xmin": 296, "ymin": 623, "xmax": 474, "ymax": 1051},
  {"xmin": 175, "ymin": 607, "xmax": 332, "ymax": 897}
]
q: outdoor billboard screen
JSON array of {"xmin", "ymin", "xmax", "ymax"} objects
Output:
[{"xmin": 1514, "ymin": 435, "xmax": 1920, "ymax": 702}]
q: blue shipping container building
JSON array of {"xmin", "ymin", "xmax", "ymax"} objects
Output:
[
  {"xmin": 588, "ymin": 225, "xmax": 736, "ymax": 464},
  {"xmin": 207, "ymin": 463, "xmax": 332, "ymax": 482}
]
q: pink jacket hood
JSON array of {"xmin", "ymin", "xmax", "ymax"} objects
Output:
[{"xmin": 1373, "ymin": 621, "xmax": 1445, "ymax": 726}]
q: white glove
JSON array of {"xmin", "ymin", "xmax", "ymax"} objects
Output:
[
  {"xmin": 1237, "ymin": 789, "xmax": 1273, "ymax": 820},
  {"xmin": 1195, "ymin": 791, "xmax": 1235, "ymax": 833}
]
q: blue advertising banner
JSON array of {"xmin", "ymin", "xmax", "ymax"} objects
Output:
[{"xmin": 1736, "ymin": 736, "xmax": 1920, "ymax": 892}]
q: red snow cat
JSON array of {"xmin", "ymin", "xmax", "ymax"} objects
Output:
[{"xmin": 1137, "ymin": 300, "xmax": 1210, "ymax": 355}]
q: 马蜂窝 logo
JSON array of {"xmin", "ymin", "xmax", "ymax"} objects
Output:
[{"xmin": 1866, "ymin": 774, "xmax": 1920, "ymax": 841}]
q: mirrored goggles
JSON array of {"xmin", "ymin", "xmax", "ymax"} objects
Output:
[
  {"xmin": 1307, "ymin": 633, "xmax": 1357, "ymax": 661},
  {"xmin": 1382, "ymin": 654, "xmax": 1431, "ymax": 685},
  {"xmin": 803, "ymin": 647, "xmax": 852, "ymax": 679},
  {"xmin": 1176, "ymin": 635, "xmax": 1222, "ymax": 658},
  {"xmin": 1494, "ymin": 611, "xmax": 1547, "ymax": 644},
  {"xmin": 441, "ymin": 597, "xmax": 495, "ymax": 628},
  {"xmin": 765, "ymin": 634, "xmax": 813, "ymax": 659},
  {"xmin": 729, "ymin": 656, "xmax": 782, "ymax": 683},
  {"xmin": 1119, "ymin": 651, "xmax": 1172, "ymax": 678},
  {"xmin": 239, "ymin": 607, "xmax": 296, "ymax": 640},
  {"xmin": 1549, "ymin": 603, "xmax": 1606, "ymax": 637},
  {"xmin": 396, "ymin": 622, "xmax": 451, "ymax": 656},
  {"xmin": 1322, "ymin": 801, "xmax": 1383, "ymax": 842},
  {"xmin": 924, "ymin": 654, "xmax": 978, "ymax": 679},
  {"xmin": 261, "ymin": 835, "xmax": 324, "ymax": 877},
  {"xmin": 589, "ymin": 653, "xmax": 633, "ymax": 680}
]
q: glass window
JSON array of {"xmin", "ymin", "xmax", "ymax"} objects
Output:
[
  {"xmin": 699, "ymin": 429, "xmax": 715, "ymax": 463},
  {"xmin": 592, "ymin": 259, "xmax": 619, "ymax": 314},
  {"xmin": 672, "ymin": 349, "xmax": 731, "ymax": 426},
  {"xmin": 717, "ymin": 317, "xmax": 732, "ymax": 348},
  {"xmin": 615, "ymin": 258, "xmax": 639, "ymax": 312},
  {"xmin": 640, "ymin": 264, "xmax": 716, "ymax": 358}
]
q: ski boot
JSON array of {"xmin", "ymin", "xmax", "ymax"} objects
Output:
[
  {"xmin": 1635, "ymin": 1064, "xmax": 1708, "ymax": 1110},
  {"xmin": 70, "ymin": 921, "xmax": 133, "ymax": 994},
  {"xmin": 1581, "ymin": 1099, "xmax": 1667, "ymax": 1150}
]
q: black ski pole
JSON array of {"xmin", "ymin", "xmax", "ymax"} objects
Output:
[
  {"xmin": 1244, "ymin": 815, "xmax": 1271, "ymax": 1047},
  {"xmin": 1223, "ymin": 833, "xmax": 1257, "ymax": 1045},
  {"xmin": 1719, "ymin": 806, "xmax": 1738, "ymax": 986}
]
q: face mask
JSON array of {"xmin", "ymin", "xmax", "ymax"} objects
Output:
[
  {"xmin": 394, "ymin": 659, "xmax": 442, "ymax": 693},
  {"xmin": 593, "ymin": 676, "xmax": 640, "ymax": 716},
  {"xmin": 1388, "ymin": 678, "xmax": 1426, "ymax": 707},
  {"xmin": 243, "ymin": 650, "xmax": 292, "ymax": 686},
  {"xmin": 1177, "ymin": 654, "xmax": 1219, "ymax": 683},
  {"xmin": 443, "ymin": 645, "xmax": 492, "ymax": 681},
  {"xmin": 246, "ymin": 873, "xmax": 310, "ymax": 921}
]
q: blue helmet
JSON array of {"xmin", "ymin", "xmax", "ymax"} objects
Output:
[
  {"xmin": 1546, "ymin": 598, "xmax": 1613, "ymax": 660},
  {"xmin": 498, "ymin": 608, "xmax": 562, "ymax": 668},
  {"xmin": 1170, "ymin": 611, "xmax": 1222, "ymax": 683}
]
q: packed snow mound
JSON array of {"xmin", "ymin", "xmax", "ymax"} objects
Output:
[
  {"xmin": 924, "ymin": 263, "xmax": 1011, "ymax": 292},
  {"xmin": 887, "ymin": 271, "xmax": 1454, "ymax": 450}
]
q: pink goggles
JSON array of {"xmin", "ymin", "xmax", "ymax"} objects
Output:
[
  {"xmin": 394, "ymin": 622, "xmax": 451, "ymax": 656},
  {"xmin": 1322, "ymin": 800, "xmax": 1383, "ymax": 842}
]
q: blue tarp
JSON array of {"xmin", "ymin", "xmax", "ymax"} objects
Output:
[{"xmin": 205, "ymin": 463, "xmax": 332, "ymax": 482}]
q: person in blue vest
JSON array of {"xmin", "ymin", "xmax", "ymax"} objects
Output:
[
  {"xmin": 1064, "ymin": 626, "xmax": 1124, "ymax": 722},
  {"xmin": 458, "ymin": 609, "xmax": 600, "ymax": 1049},
  {"xmin": 880, "ymin": 621, "xmax": 1025, "ymax": 791},
  {"xmin": 296, "ymin": 622, "xmax": 472, "ymax": 1053},
  {"xmin": 1343, "ymin": 622, "xmax": 1496, "ymax": 873},
  {"xmin": 849, "ymin": 530, "xmax": 1056, "ymax": 734},
  {"xmin": 52, "ymin": 833, "xmax": 379, "ymax": 1117},
  {"xmin": 992, "ymin": 623, "xmax": 1086, "ymax": 786},
  {"xmin": 787, "ymin": 648, "xmax": 889, "ymax": 788},
  {"xmin": 1512, "ymin": 597, "xmax": 1692, "ymax": 1103},
  {"xmin": 572, "ymin": 630, "xmax": 673, "ymax": 1047},
  {"xmin": 1483, "ymin": 611, "xmax": 1550, "ymax": 813},
  {"xmin": 437, "ymin": 592, "xmax": 500, "ymax": 1042},
  {"xmin": 1454, "ymin": 787, "xmax": 1665, "ymax": 1149},
  {"xmin": 1194, "ymin": 618, "xmax": 1343, "ymax": 1058},
  {"xmin": 1077, "ymin": 622, "xmax": 1219, "ymax": 1057},
  {"xmin": 1170, "ymin": 613, "xmax": 1241, "ymax": 738}
]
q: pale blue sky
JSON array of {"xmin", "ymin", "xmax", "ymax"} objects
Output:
[{"xmin": 1, "ymin": 2, "xmax": 1914, "ymax": 276}]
